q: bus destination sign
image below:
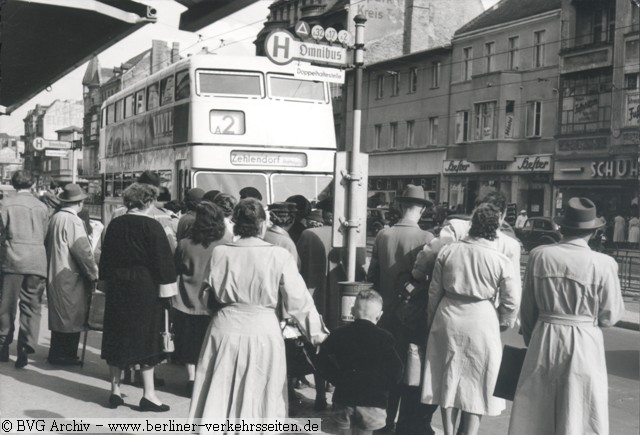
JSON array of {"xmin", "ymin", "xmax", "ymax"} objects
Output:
[
  {"xmin": 264, "ymin": 30, "xmax": 347, "ymax": 67},
  {"xmin": 230, "ymin": 150, "xmax": 307, "ymax": 168}
]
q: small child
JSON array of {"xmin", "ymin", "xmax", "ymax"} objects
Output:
[{"xmin": 316, "ymin": 289, "xmax": 403, "ymax": 435}]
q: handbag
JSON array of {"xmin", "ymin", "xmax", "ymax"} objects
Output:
[
  {"xmin": 87, "ymin": 291, "xmax": 106, "ymax": 331},
  {"xmin": 160, "ymin": 309, "xmax": 175, "ymax": 353},
  {"xmin": 493, "ymin": 345, "xmax": 527, "ymax": 401},
  {"xmin": 281, "ymin": 319, "xmax": 316, "ymax": 377},
  {"xmin": 403, "ymin": 343, "xmax": 424, "ymax": 387}
]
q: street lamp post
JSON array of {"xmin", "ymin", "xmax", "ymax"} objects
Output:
[{"xmin": 346, "ymin": 15, "xmax": 366, "ymax": 282}]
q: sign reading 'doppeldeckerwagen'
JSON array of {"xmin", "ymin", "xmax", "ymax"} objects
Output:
[{"xmin": 264, "ymin": 30, "xmax": 347, "ymax": 66}]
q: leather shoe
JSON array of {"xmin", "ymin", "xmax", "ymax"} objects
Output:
[
  {"xmin": 15, "ymin": 348, "xmax": 28, "ymax": 369},
  {"xmin": 313, "ymin": 398, "xmax": 327, "ymax": 411},
  {"xmin": 0, "ymin": 346, "xmax": 8, "ymax": 362},
  {"xmin": 184, "ymin": 380, "xmax": 194, "ymax": 398},
  {"xmin": 108, "ymin": 394, "xmax": 124, "ymax": 409},
  {"xmin": 139, "ymin": 397, "xmax": 170, "ymax": 412}
]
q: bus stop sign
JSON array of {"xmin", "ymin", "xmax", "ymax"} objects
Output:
[{"xmin": 264, "ymin": 30, "xmax": 347, "ymax": 66}]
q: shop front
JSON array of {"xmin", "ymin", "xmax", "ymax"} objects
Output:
[
  {"xmin": 367, "ymin": 148, "xmax": 444, "ymax": 207},
  {"xmin": 442, "ymin": 154, "xmax": 553, "ymax": 217},
  {"xmin": 554, "ymin": 155, "xmax": 640, "ymax": 219}
]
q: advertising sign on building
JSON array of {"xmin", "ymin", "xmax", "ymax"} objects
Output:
[
  {"xmin": 625, "ymin": 92, "xmax": 640, "ymax": 126},
  {"xmin": 573, "ymin": 94, "xmax": 599, "ymax": 123}
]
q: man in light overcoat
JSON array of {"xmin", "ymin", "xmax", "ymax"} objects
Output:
[{"xmin": 45, "ymin": 184, "xmax": 98, "ymax": 365}]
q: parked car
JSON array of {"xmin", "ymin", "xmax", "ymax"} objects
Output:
[
  {"xmin": 367, "ymin": 208, "xmax": 391, "ymax": 236},
  {"xmin": 515, "ymin": 217, "xmax": 561, "ymax": 252}
]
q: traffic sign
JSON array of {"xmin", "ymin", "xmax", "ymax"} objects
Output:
[
  {"xmin": 33, "ymin": 137, "xmax": 45, "ymax": 151},
  {"xmin": 295, "ymin": 21, "xmax": 310, "ymax": 39},
  {"xmin": 324, "ymin": 27, "xmax": 338, "ymax": 43},
  {"xmin": 337, "ymin": 30, "xmax": 352, "ymax": 45},
  {"xmin": 294, "ymin": 62, "xmax": 345, "ymax": 84},
  {"xmin": 45, "ymin": 149, "xmax": 70, "ymax": 157},
  {"xmin": 311, "ymin": 25, "xmax": 324, "ymax": 41},
  {"xmin": 264, "ymin": 30, "xmax": 348, "ymax": 66}
]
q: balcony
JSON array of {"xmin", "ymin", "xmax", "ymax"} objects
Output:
[{"xmin": 559, "ymin": 42, "xmax": 613, "ymax": 74}]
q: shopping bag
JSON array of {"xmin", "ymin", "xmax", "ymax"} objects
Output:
[
  {"xmin": 403, "ymin": 343, "xmax": 424, "ymax": 387},
  {"xmin": 493, "ymin": 345, "xmax": 527, "ymax": 401}
]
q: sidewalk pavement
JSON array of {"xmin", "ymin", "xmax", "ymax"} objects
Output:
[{"xmin": 1, "ymin": 303, "xmax": 638, "ymax": 435}]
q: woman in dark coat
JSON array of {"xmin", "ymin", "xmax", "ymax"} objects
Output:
[{"xmin": 100, "ymin": 182, "xmax": 177, "ymax": 412}]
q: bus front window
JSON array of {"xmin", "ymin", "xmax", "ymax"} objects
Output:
[
  {"xmin": 271, "ymin": 174, "xmax": 332, "ymax": 205},
  {"xmin": 194, "ymin": 172, "xmax": 268, "ymax": 202}
]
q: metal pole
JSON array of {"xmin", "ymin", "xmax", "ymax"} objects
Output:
[
  {"xmin": 71, "ymin": 148, "xmax": 77, "ymax": 184},
  {"xmin": 347, "ymin": 15, "xmax": 366, "ymax": 282}
]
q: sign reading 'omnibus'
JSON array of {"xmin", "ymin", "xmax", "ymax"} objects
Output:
[{"xmin": 264, "ymin": 30, "xmax": 347, "ymax": 66}]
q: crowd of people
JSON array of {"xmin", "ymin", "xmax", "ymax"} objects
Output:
[{"xmin": 0, "ymin": 169, "xmax": 627, "ymax": 435}]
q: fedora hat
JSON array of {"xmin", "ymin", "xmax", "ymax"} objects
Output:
[
  {"xmin": 57, "ymin": 183, "xmax": 87, "ymax": 203},
  {"xmin": 554, "ymin": 197, "xmax": 605, "ymax": 230},
  {"xmin": 396, "ymin": 184, "xmax": 432, "ymax": 206}
]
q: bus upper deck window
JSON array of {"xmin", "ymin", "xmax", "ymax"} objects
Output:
[
  {"xmin": 124, "ymin": 95, "xmax": 134, "ymax": 118},
  {"xmin": 136, "ymin": 90, "xmax": 146, "ymax": 114},
  {"xmin": 175, "ymin": 70, "xmax": 190, "ymax": 101},
  {"xmin": 147, "ymin": 83, "xmax": 159, "ymax": 110},
  {"xmin": 197, "ymin": 71, "xmax": 263, "ymax": 97},
  {"xmin": 107, "ymin": 104, "xmax": 115, "ymax": 125},
  {"xmin": 268, "ymin": 75, "xmax": 326, "ymax": 102},
  {"xmin": 115, "ymin": 100, "xmax": 123, "ymax": 122},
  {"xmin": 161, "ymin": 76, "xmax": 175, "ymax": 105}
]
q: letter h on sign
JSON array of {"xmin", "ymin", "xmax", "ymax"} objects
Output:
[{"xmin": 272, "ymin": 35, "xmax": 290, "ymax": 60}]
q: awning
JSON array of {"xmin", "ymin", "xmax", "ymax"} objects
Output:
[
  {"xmin": 175, "ymin": 0, "xmax": 259, "ymax": 32},
  {"xmin": 0, "ymin": 0, "xmax": 154, "ymax": 115}
]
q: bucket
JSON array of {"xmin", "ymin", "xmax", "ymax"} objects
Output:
[{"xmin": 339, "ymin": 281, "xmax": 374, "ymax": 323}]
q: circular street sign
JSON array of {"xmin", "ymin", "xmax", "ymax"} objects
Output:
[
  {"xmin": 32, "ymin": 137, "xmax": 46, "ymax": 151},
  {"xmin": 337, "ymin": 30, "xmax": 352, "ymax": 45},
  {"xmin": 311, "ymin": 25, "xmax": 325, "ymax": 41},
  {"xmin": 264, "ymin": 30, "xmax": 296, "ymax": 65},
  {"xmin": 295, "ymin": 21, "xmax": 311, "ymax": 39},
  {"xmin": 324, "ymin": 27, "xmax": 338, "ymax": 43}
]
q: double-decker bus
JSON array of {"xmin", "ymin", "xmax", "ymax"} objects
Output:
[{"xmin": 99, "ymin": 54, "xmax": 336, "ymax": 224}]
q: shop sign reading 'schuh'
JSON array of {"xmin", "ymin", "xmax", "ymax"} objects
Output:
[{"xmin": 591, "ymin": 157, "xmax": 639, "ymax": 179}]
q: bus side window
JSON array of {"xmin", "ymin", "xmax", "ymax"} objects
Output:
[
  {"xmin": 136, "ymin": 89, "xmax": 146, "ymax": 114},
  {"xmin": 161, "ymin": 76, "xmax": 175, "ymax": 106},
  {"xmin": 175, "ymin": 70, "xmax": 190, "ymax": 101},
  {"xmin": 124, "ymin": 94, "xmax": 134, "ymax": 118},
  {"xmin": 107, "ymin": 104, "xmax": 115, "ymax": 125},
  {"xmin": 147, "ymin": 83, "xmax": 159, "ymax": 110},
  {"xmin": 115, "ymin": 99, "xmax": 123, "ymax": 122}
]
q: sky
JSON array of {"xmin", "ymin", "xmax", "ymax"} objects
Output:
[{"xmin": 0, "ymin": 0, "xmax": 500, "ymax": 136}]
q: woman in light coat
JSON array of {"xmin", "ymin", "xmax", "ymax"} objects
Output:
[
  {"xmin": 188, "ymin": 199, "xmax": 328, "ymax": 427},
  {"xmin": 421, "ymin": 203, "xmax": 520, "ymax": 435}
]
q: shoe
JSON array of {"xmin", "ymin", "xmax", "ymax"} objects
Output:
[
  {"xmin": 184, "ymin": 380, "xmax": 194, "ymax": 398},
  {"xmin": 0, "ymin": 346, "xmax": 8, "ymax": 362},
  {"xmin": 139, "ymin": 397, "xmax": 170, "ymax": 412},
  {"xmin": 108, "ymin": 394, "xmax": 124, "ymax": 409},
  {"xmin": 15, "ymin": 347, "xmax": 28, "ymax": 369}
]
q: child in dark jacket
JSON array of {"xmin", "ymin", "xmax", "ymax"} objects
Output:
[{"xmin": 317, "ymin": 289, "xmax": 403, "ymax": 435}]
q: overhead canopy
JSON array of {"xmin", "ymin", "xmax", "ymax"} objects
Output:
[
  {"xmin": 0, "ymin": 0, "xmax": 154, "ymax": 115},
  {"xmin": 176, "ymin": 0, "xmax": 259, "ymax": 32}
]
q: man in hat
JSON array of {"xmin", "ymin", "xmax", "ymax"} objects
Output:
[
  {"xmin": 176, "ymin": 188, "xmax": 205, "ymax": 241},
  {"xmin": 515, "ymin": 209, "xmax": 528, "ymax": 228},
  {"xmin": 45, "ymin": 184, "xmax": 99, "ymax": 365},
  {"xmin": 0, "ymin": 170, "xmax": 50, "ymax": 368},
  {"xmin": 106, "ymin": 171, "xmax": 178, "ymax": 253},
  {"xmin": 297, "ymin": 197, "xmax": 366, "ymax": 410},
  {"xmin": 239, "ymin": 186, "xmax": 263, "ymax": 201},
  {"xmin": 508, "ymin": 197, "xmax": 624, "ymax": 435},
  {"xmin": 367, "ymin": 184, "xmax": 435, "ymax": 434}
]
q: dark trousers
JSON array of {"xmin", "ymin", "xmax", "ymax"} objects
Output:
[
  {"xmin": 0, "ymin": 274, "xmax": 46, "ymax": 353},
  {"xmin": 48, "ymin": 331, "xmax": 81, "ymax": 361},
  {"xmin": 396, "ymin": 386, "xmax": 438, "ymax": 435}
]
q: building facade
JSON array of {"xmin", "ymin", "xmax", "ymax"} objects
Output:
[
  {"xmin": 443, "ymin": 0, "xmax": 561, "ymax": 217},
  {"xmin": 554, "ymin": 0, "xmax": 640, "ymax": 219}
]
